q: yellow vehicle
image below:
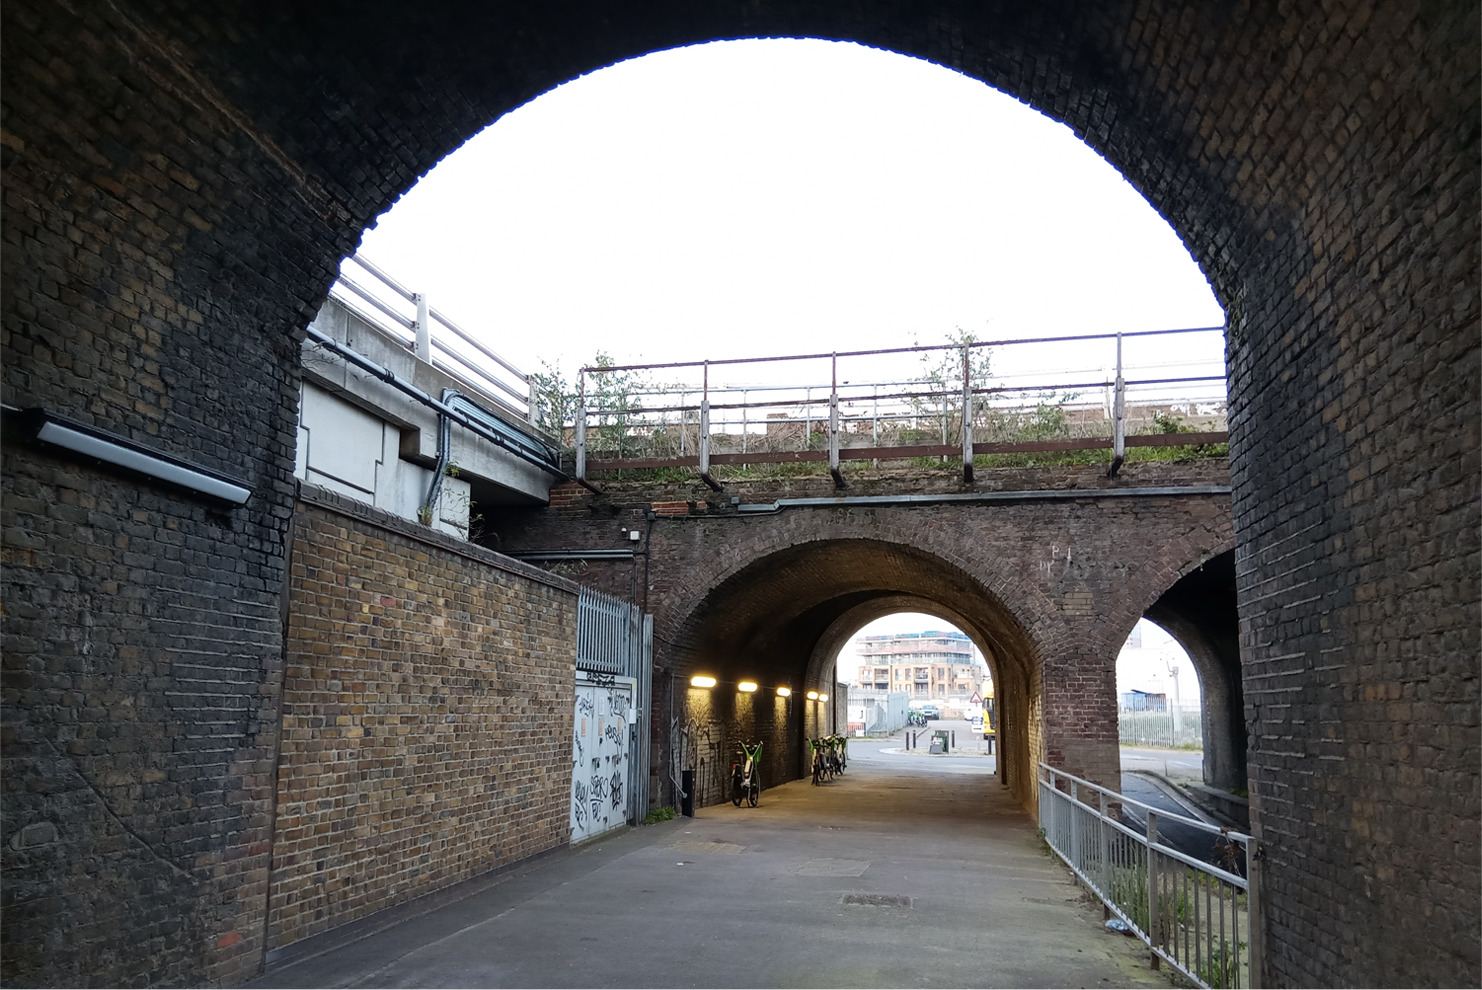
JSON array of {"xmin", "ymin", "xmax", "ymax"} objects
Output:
[{"xmin": 979, "ymin": 686, "xmax": 996, "ymax": 753}]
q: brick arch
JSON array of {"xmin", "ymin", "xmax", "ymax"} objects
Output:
[
  {"xmin": 1093, "ymin": 539, "xmax": 1243, "ymax": 792},
  {"xmin": 660, "ymin": 536, "xmax": 1046, "ymax": 794},
  {"xmin": 803, "ymin": 595, "xmax": 1031, "ymax": 794},
  {"xmin": 3, "ymin": 1, "xmax": 1475, "ymax": 986}
]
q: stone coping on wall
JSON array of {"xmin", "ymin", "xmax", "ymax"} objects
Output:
[{"xmin": 296, "ymin": 481, "xmax": 581, "ymax": 595}]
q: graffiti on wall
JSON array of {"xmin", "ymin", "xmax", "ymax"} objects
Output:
[{"xmin": 571, "ymin": 674, "xmax": 635, "ymax": 842}]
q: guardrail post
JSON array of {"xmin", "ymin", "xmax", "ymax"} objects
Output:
[
  {"xmin": 699, "ymin": 362, "xmax": 720, "ymax": 491},
  {"xmin": 961, "ymin": 343, "xmax": 974, "ymax": 484},
  {"xmin": 1109, "ymin": 331, "xmax": 1126, "ymax": 477},
  {"xmin": 575, "ymin": 369, "xmax": 587, "ymax": 482},
  {"xmin": 1147, "ymin": 809, "xmax": 1161, "ymax": 968},
  {"xmin": 1248, "ymin": 838, "xmax": 1264, "ymax": 988},
  {"xmin": 829, "ymin": 352, "xmax": 844, "ymax": 489},
  {"xmin": 1069, "ymin": 780, "xmax": 1082, "ymax": 870},
  {"xmin": 412, "ymin": 291, "xmax": 432, "ymax": 362},
  {"xmin": 526, "ymin": 375, "xmax": 540, "ymax": 427},
  {"xmin": 1098, "ymin": 790, "xmax": 1111, "ymax": 899}
]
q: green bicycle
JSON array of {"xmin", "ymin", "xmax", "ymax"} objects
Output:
[{"xmin": 731, "ymin": 740, "xmax": 762, "ymax": 807}]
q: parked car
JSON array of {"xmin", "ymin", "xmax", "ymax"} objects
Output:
[{"xmin": 919, "ymin": 703, "xmax": 940, "ymax": 720}]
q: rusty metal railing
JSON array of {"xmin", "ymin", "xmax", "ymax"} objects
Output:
[{"xmin": 571, "ymin": 329, "xmax": 1227, "ymax": 487}]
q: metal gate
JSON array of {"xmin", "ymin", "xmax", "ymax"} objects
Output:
[
  {"xmin": 571, "ymin": 671, "xmax": 636, "ymax": 842},
  {"xmin": 571, "ymin": 587, "xmax": 652, "ymax": 842}
]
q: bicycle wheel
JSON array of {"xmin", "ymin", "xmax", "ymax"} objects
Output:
[
  {"xmin": 747, "ymin": 778, "xmax": 759, "ymax": 807},
  {"xmin": 731, "ymin": 772, "xmax": 743, "ymax": 806}
]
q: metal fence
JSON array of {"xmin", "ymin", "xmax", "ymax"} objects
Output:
[
  {"xmin": 1120, "ymin": 703, "xmax": 1204, "ymax": 749},
  {"xmin": 328, "ymin": 253, "xmax": 551, "ymax": 433},
  {"xmin": 570, "ymin": 328, "xmax": 1227, "ymax": 485},
  {"xmin": 1038, "ymin": 764, "xmax": 1259, "ymax": 989}
]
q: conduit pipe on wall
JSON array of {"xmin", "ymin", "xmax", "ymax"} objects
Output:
[
  {"xmin": 304, "ymin": 325, "xmax": 598, "ymax": 492},
  {"xmin": 730, "ymin": 486, "xmax": 1231, "ymax": 515}
]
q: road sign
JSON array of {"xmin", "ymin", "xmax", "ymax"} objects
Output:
[{"xmin": 970, "ymin": 692, "xmax": 982, "ymax": 704}]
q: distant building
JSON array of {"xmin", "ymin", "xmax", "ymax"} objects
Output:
[
  {"xmin": 853, "ymin": 630, "xmax": 987, "ymax": 706},
  {"xmin": 1120, "ymin": 689, "xmax": 1168, "ymax": 712}
]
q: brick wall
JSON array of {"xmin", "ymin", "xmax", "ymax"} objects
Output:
[{"xmin": 269, "ymin": 487, "xmax": 577, "ymax": 950}]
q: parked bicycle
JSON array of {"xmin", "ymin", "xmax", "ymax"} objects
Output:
[
  {"xmin": 810, "ymin": 737, "xmax": 830, "ymax": 785},
  {"xmin": 828, "ymin": 735, "xmax": 847, "ymax": 775},
  {"xmin": 810, "ymin": 736, "xmax": 846, "ymax": 784},
  {"xmin": 731, "ymin": 740, "xmax": 762, "ymax": 807}
]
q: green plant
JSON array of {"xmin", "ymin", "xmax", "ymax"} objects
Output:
[{"xmin": 643, "ymin": 805, "xmax": 676, "ymax": 824}]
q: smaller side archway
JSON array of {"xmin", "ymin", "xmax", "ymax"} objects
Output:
[
  {"xmin": 1141, "ymin": 550, "xmax": 1243, "ymax": 793},
  {"xmin": 656, "ymin": 539, "xmax": 1044, "ymax": 809}
]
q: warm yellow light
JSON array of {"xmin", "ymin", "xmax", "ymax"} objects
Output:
[
  {"xmin": 690, "ymin": 675, "xmax": 717, "ymax": 688},
  {"xmin": 775, "ymin": 687, "xmax": 792, "ymax": 698},
  {"xmin": 818, "ymin": 693, "xmax": 829, "ymax": 702},
  {"xmin": 806, "ymin": 690, "xmax": 819, "ymax": 700},
  {"xmin": 738, "ymin": 681, "xmax": 758, "ymax": 693}
]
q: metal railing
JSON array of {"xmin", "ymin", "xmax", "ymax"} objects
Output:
[
  {"xmin": 571, "ymin": 328, "xmax": 1227, "ymax": 486},
  {"xmin": 328, "ymin": 254, "xmax": 550, "ymax": 433},
  {"xmin": 1038, "ymin": 764, "xmax": 1259, "ymax": 989}
]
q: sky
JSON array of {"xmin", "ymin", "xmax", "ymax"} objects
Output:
[
  {"xmin": 354, "ymin": 38, "xmax": 1224, "ymax": 393},
  {"xmin": 352, "ymin": 37, "xmax": 1220, "ymax": 678}
]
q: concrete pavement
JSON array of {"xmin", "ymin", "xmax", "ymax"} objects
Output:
[{"xmin": 248, "ymin": 735, "xmax": 1167, "ymax": 989}]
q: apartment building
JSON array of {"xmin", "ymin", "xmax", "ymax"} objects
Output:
[{"xmin": 853, "ymin": 630, "xmax": 988, "ymax": 706}]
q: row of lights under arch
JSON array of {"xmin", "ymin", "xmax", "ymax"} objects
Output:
[{"xmin": 689, "ymin": 675, "xmax": 827, "ymax": 702}]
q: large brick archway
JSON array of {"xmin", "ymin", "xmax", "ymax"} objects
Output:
[{"xmin": 3, "ymin": 2, "xmax": 1475, "ymax": 985}]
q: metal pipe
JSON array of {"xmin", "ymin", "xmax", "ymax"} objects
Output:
[
  {"xmin": 302, "ymin": 324, "xmax": 590, "ymax": 491},
  {"xmin": 420, "ymin": 402, "xmax": 452, "ymax": 528},
  {"xmin": 733, "ymin": 485, "xmax": 1231, "ymax": 515}
]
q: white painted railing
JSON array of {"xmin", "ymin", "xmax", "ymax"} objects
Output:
[
  {"xmin": 328, "ymin": 254, "xmax": 546, "ymax": 430},
  {"xmin": 1038, "ymin": 763, "xmax": 1260, "ymax": 989}
]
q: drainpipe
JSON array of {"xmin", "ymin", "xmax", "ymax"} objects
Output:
[{"xmin": 419, "ymin": 406, "xmax": 452, "ymax": 528}]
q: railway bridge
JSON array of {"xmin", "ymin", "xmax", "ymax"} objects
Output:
[{"xmin": 494, "ymin": 465, "xmax": 1239, "ymax": 810}]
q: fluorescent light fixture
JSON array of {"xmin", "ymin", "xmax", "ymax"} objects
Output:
[
  {"xmin": 16, "ymin": 408, "xmax": 251, "ymax": 505},
  {"xmin": 818, "ymin": 693, "xmax": 829, "ymax": 702},
  {"xmin": 806, "ymin": 690, "xmax": 819, "ymax": 701},
  {"xmin": 775, "ymin": 687, "xmax": 791, "ymax": 698},
  {"xmin": 737, "ymin": 681, "xmax": 758, "ymax": 693},
  {"xmin": 690, "ymin": 675, "xmax": 717, "ymax": 688}
]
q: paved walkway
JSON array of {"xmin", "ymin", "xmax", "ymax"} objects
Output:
[{"xmin": 248, "ymin": 738, "xmax": 1165, "ymax": 989}]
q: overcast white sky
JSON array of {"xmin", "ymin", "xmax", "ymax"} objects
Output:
[
  {"xmin": 356, "ymin": 38, "xmax": 1223, "ymax": 386},
  {"xmin": 355, "ymin": 37, "xmax": 1217, "ymax": 680}
]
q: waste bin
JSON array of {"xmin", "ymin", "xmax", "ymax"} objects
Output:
[{"xmin": 680, "ymin": 769, "xmax": 695, "ymax": 817}]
